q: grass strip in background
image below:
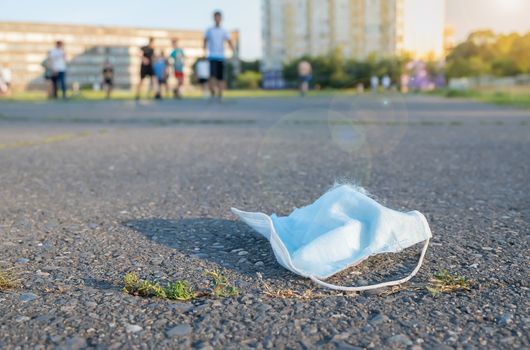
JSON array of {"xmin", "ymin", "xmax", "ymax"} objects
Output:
[
  {"xmin": 439, "ymin": 88, "xmax": 530, "ymax": 109},
  {"xmin": 2, "ymin": 88, "xmax": 358, "ymax": 102}
]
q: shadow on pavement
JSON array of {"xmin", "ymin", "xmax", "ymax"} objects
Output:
[
  {"xmin": 122, "ymin": 218, "xmax": 425, "ymax": 287},
  {"xmin": 122, "ymin": 218, "xmax": 291, "ymax": 280}
]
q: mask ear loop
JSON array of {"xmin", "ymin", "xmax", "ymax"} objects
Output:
[{"xmin": 309, "ymin": 238, "xmax": 430, "ymax": 292}]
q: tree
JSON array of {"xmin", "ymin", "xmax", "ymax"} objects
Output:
[
  {"xmin": 283, "ymin": 53, "xmax": 409, "ymax": 89},
  {"xmin": 236, "ymin": 71, "xmax": 262, "ymax": 89},
  {"xmin": 446, "ymin": 30, "xmax": 530, "ymax": 78},
  {"xmin": 344, "ymin": 59, "xmax": 373, "ymax": 87},
  {"xmin": 240, "ymin": 60, "xmax": 260, "ymax": 73},
  {"xmin": 328, "ymin": 48, "xmax": 351, "ymax": 88},
  {"xmin": 491, "ymin": 57, "xmax": 520, "ymax": 77}
]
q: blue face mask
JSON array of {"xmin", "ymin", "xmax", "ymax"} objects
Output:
[{"xmin": 232, "ymin": 184, "xmax": 432, "ymax": 291}]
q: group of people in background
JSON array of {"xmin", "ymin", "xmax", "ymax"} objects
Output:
[
  {"xmin": 370, "ymin": 74, "xmax": 393, "ymax": 92},
  {"xmin": 133, "ymin": 37, "xmax": 186, "ymax": 100},
  {"xmin": 2, "ymin": 9, "xmax": 397, "ymax": 101},
  {"xmin": 135, "ymin": 10, "xmax": 234, "ymax": 101},
  {"xmin": 33, "ymin": 10, "xmax": 234, "ymax": 101}
]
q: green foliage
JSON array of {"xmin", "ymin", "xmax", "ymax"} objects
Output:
[
  {"xmin": 446, "ymin": 30, "xmax": 530, "ymax": 78},
  {"xmin": 137, "ymin": 280, "xmax": 167, "ymax": 298},
  {"xmin": 491, "ymin": 57, "xmax": 520, "ymax": 77},
  {"xmin": 123, "ymin": 271, "xmax": 140, "ymax": 290},
  {"xmin": 344, "ymin": 59, "xmax": 375, "ymax": 88},
  {"xmin": 283, "ymin": 49, "xmax": 407, "ymax": 89},
  {"xmin": 123, "ymin": 272, "xmax": 196, "ymax": 301},
  {"xmin": 123, "ymin": 270, "xmax": 238, "ymax": 301},
  {"xmin": 205, "ymin": 270, "xmax": 239, "ymax": 298},
  {"xmin": 442, "ymin": 87, "xmax": 530, "ymax": 109},
  {"xmin": 426, "ymin": 270, "xmax": 472, "ymax": 297},
  {"xmin": 236, "ymin": 71, "xmax": 262, "ymax": 89},
  {"xmin": 240, "ymin": 59, "xmax": 260, "ymax": 73},
  {"xmin": 444, "ymin": 89, "xmax": 478, "ymax": 98},
  {"xmin": 164, "ymin": 281, "xmax": 197, "ymax": 301}
]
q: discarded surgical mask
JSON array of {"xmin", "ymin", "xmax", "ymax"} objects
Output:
[{"xmin": 231, "ymin": 184, "xmax": 432, "ymax": 291}]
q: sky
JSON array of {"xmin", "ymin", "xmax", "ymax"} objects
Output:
[
  {"xmin": 446, "ymin": 0, "xmax": 530, "ymax": 40},
  {"xmin": 1, "ymin": 0, "xmax": 530, "ymax": 60}
]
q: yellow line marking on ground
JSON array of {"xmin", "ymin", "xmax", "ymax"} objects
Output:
[{"xmin": 0, "ymin": 130, "xmax": 107, "ymax": 151}]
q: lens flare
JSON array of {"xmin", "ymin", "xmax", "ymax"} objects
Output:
[{"xmin": 257, "ymin": 107, "xmax": 373, "ymax": 209}]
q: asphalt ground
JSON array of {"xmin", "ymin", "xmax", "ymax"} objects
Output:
[{"xmin": 0, "ymin": 94, "xmax": 529, "ymax": 349}]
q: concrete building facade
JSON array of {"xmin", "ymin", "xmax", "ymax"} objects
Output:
[
  {"xmin": 0, "ymin": 22, "xmax": 239, "ymax": 90},
  {"xmin": 262, "ymin": 0, "xmax": 445, "ymax": 72}
]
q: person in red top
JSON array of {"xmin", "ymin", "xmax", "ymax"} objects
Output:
[{"xmin": 170, "ymin": 38, "xmax": 185, "ymax": 99}]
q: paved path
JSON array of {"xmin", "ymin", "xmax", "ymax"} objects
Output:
[{"xmin": 0, "ymin": 95, "xmax": 529, "ymax": 349}]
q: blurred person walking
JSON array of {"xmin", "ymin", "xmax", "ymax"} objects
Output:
[
  {"xmin": 153, "ymin": 51, "xmax": 170, "ymax": 99},
  {"xmin": 195, "ymin": 57, "xmax": 210, "ymax": 99},
  {"xmin": 0, "ymin": 63, "xmax": 12, "ymax": 95},
  {"xmin": 370, "ymin": 75, "xmax": 379, "ymax": 93},
  {"xmin": 170, "ymin": 38, "xmax": 185, "ymax": 99},
  {"xmin": 297, "ymin": 60, "xmax": 312, "ymax": 96},
  {"xmin": 41, "ymin": 54, "xmax": 53, "ymax": 98},
  {"xmin": 0, "ymin": 73, "xmax": 6, "ymax": 96},
  {"xmin": 49, "ymin": 41, "xmax": 67, "ymax": 99},
  {"xmin": 382, "ymin": 74, "xmax": 391, "ymax": 91},
  {"xmin": 204, "ymin": 11, "xmax": 234, "ymax": 101},
  {"xmin": 102, "ymin": 60, "xmax": 114, "ymax": 99},
  {"xmin": 400, "ymin": 74, "xmax": 410, "ymax": 94},
  {"xmin": 135, "ymin": 37, "xmax": 155, "ymax": 100}
]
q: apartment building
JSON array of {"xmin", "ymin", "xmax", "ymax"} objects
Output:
[{"xmin": 262, "ymin": 0, "xmax": 445, "ymax": 72}]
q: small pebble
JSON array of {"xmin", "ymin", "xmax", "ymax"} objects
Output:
[
  {"xmin": 387, "ymin": 334, "xmax": 413, "ymax": 346},
  {"xmin": 165, "ymin": 324, "xmax": 192, "ymax": 337},
  {"xmin": 19, "ymin": 293, "xmax": 38, "ymax": 303},
  {"xmin": 125, "ymin": 324, "xmax": 143, "ymax": 333},
  {"xmin": 15, "ymin": 315, "xmax": 30, "ymax": 322},
  {"xmin": 370, "ymin": 314, "xmax": 390, "ymax": 325},
  {"xmin": 65, "ymin": 337, "xmax": 87, "ymax": 350},
  {"xmin": 497, "ymin": 313, "xmax": 513, "ymax": 326}
]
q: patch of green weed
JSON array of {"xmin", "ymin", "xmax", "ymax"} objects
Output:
[
  {"xmin": 426, "ymin": 270, "xmax": 472, "ymax": 297},
  {"xmin": 205, "ymin": 270, "xmax": 239, "ymax": 298},
  {"xmin": 164, "ymin": 281, "xmax": 197, "ymax": 301},
  {"xmin": 123, "ymin": 270, "xmax": 238, "ymax": 301},
  {"xmin": 123, "ymin": 272, "xmax": 196, "ymax": 301}
]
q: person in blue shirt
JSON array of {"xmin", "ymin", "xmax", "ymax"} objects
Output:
[
  {"xmin": 153, "ymin": 51, "xmax": 169, "ymax": 99},
  {"xmin": 203, "ymin": 11, "xmax": 234, "ymax": 100},
  {"xmin": 170, "ymin": 38, "xmax": 185, "ymax": 99}
]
